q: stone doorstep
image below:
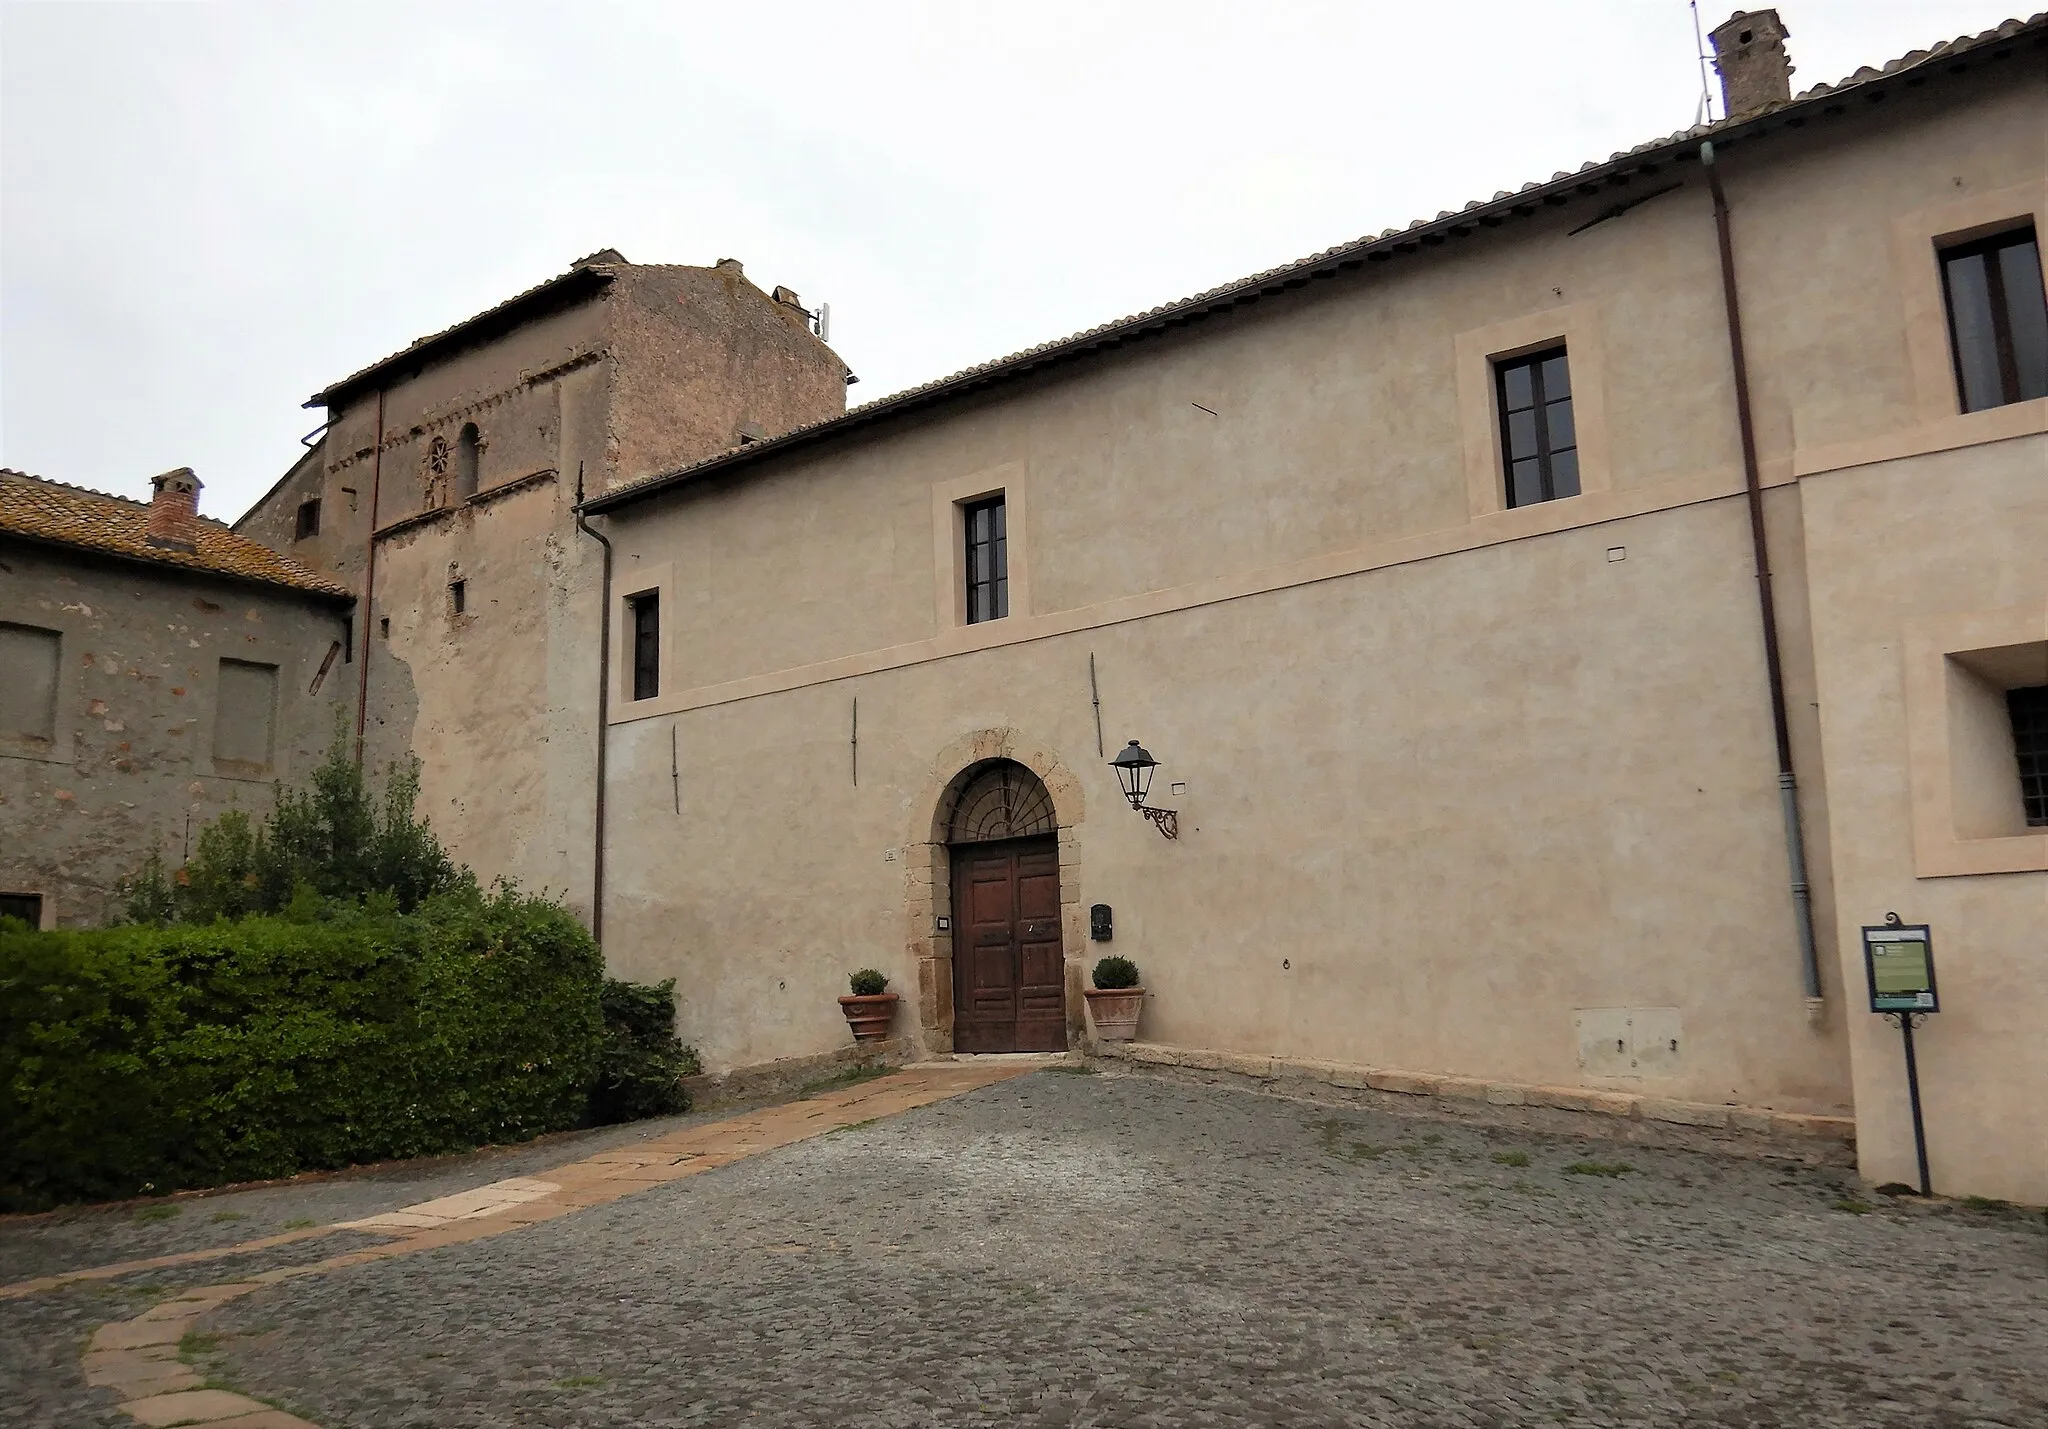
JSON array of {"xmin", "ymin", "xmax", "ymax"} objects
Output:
[{"xmin": 1095, "ymin": 1041, "xmax": 1855, "ymax": 1147}]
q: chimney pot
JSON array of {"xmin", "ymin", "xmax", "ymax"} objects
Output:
[
  {"xmin": 1710, "ymin": 9, "xmax": 1795, "ymax": 118},
  {"xmin": 146, "ymin": 467, "xmax": 203, "ymax": 552}
]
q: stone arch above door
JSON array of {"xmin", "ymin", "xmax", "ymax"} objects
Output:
[
  {"xmin": 904, "ymin": 729, "xmax": 1088, "ymax": 1055},
  {"xmin": 943, "ymin": 760, "xmax": 1059, "ymax": 845}
]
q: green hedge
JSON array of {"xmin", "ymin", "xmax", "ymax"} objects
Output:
[{"xmin": 0, "ymin": 887, "xmax": 607, "ymax": 1212}]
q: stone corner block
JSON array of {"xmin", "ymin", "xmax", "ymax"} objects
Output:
[
  {"xmin": 1122, "ymin": 1041, "xmax": 1180, "ymax": 1066},
  {"xmin": 1640, "ymin": 1097, "xmax": 1731, "ymax": 1130},
  {"xmin": 1366, "ymin": 1070, "xmax": 1441, "ymax": 1097},
  {"xmin": 1528, "ymin": 1085, "xmax": 1639, "ymax": 1118},
  {"xmin": 1216, "ymin": 1051, "xmax": 1277, "ymax": 1080}
]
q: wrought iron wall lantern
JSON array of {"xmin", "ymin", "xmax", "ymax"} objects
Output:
[{"xmin": 1110, "ymin": 740, "xmax": 1178, "ymax": 840}]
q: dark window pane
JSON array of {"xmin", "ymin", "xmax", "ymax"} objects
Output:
[
  {"xmin": 1548, "ymin": 449, "xmax": 1581, "ymax": 499},
  {"xmin": 1501, "ymin": 363, "xmax": 1533, "ymax": 410},
  {"xmin": 964, "ymin": 495, "xmax": 1007, "ymax": 624},
  {"xmin": 1944, "ymin": 249, "xmax": 2004, "ymax": 412},
  {"xmin": 1544, "ymin": 397, "xmax": 1576, "ymax": 452},
  {"xmin": 1506, "ymin": 408, "xmax": 1538, "ymax": 459},
  {"xmin": 1539, "ymin": 352, "xmax": 1571, "ymax": 398},
  {"xmin": 1509, "ymin": 458, "xmax": 1544, "ymax": 509},
  {"xmin": 1997, "ymin": 239, "xmax": 2048, "ymax": 402},
  {"xmin": 2012, "ymin": 685, "xmax": 2048, "ymax": 827},
  {"xmin": 631, "ymin": 593, "xmax": 659, "ymax": 700}
]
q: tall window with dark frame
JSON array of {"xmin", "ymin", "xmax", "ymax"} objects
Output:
[
  {"xmin": 963, "ymin": 495, "xmax": 1008, "ymax": 624},
  {"xmin": 295, "ymin": 498, "xmax": 321, "ymax": 539},
  {"xmin": 1495, "ymin": 347, "xmax": 1579, "ymax": 509},
  {"xmin": 629, "ymin": 592, "xmax": 660, "ymax": 701},
  {"xmin": 1939, "ymin": 225, "xmax": 2048, "ymax": 413},
  {"xmin": 2010, "ymin": 684, "xmax": 2048, "ymax": 828}
]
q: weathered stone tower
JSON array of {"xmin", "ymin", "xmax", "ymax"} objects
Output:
[{"xmin": 237, "ymin": 253, "xmax": 849, "ymax": 928}]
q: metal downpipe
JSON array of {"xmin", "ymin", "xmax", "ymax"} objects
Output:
[
  {"xmin": 1701, "ymin": 140, "xmax": 1824, "ymax": 1007},
  {"xmin": 573, "ymin": 462, "xmax": 612, "ymax": 949}
]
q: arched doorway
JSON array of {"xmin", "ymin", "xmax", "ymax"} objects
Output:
[{"xmin": 943, "ymin": 760, "xmax": 1066, "ymax": 1052}]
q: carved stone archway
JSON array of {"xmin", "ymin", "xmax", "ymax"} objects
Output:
[{"xmin": 903, "ymin": 729, "xmax": 1086, "ymax": 1055}]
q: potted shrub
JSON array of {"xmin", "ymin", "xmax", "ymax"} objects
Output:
[
  {"xmin": 1082, "ymin": 955, "xmax": 1145, "ymax": 1042},
  {"xmin": 839, "ymin": 968, "xmax": 899, "ymax": 1043}
]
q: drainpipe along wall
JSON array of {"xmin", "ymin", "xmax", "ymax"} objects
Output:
[
  {"xmin": 1700, "ymin": 140, "xmax": 1824, "ymax": 1011},
  {"xmin": 573, "ymin": 462, "xmax": 612, "ymax": 948},
  {"xmin": 353, "ymin": 388, "xmax": 385, "ymax": 765}
]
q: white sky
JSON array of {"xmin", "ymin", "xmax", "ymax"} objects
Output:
[{"xmin": 0, "ymin": 0, "xmax": 2026, "ymax": 521}]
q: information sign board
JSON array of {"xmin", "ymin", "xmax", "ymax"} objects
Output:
[{"xmin": 1862, "ymin": 923, "xmax": 1937, "ymax": 1014}]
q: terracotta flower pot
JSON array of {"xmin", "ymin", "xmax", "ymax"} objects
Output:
[
  {"xmin": 1083, "ymin": 986, "xmax": 1145, "ymax": 1042},
  {"xmin": 838, "ymin": 992, "xmax": 900, "ymax": 1043}
]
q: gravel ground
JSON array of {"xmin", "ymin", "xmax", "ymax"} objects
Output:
[
  {"xmin": 0, "ymin": 1101, "xmax": 759, "ymax": 1284},
  {"xmin": 0, "ymin": 1233, "xmax": 393, "ymax": 1429},
  {"xmin": 160, "ymin": 1068, "xmax": 2048, "ymax": 1429}
]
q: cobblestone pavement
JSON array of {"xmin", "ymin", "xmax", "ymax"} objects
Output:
[
  {"xmin": 7, "ymin": 1068, "xmax": 2044, "ymax": 1428},
  {"xmin": 183, "ymin": 1069, "xmax": 2048, "ymax": 1428}
]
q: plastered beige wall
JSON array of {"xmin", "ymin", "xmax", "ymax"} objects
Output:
[
  {"xmin": 1801, "ymin": 435, "xmax": 2048, "ymax": 1204},
  {"xmin": 596, "ymin": 68, "xmax": 2046, "ymax": 1193}
]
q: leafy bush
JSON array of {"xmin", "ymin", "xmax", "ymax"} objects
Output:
[
  {"xmin": 119, "ymin": 732, "xmax": 466, "ymax": 926},
  {"xmin": 0, "ymin": 884, "xmax": 604, "ymax": 1212},
  {"xmin": 589, "ymin": 977, "xmax": 700, "ymax": 1125},
  {"xmin": 848, "ymin": 969, "xmax": 889, "ymax": 997},
  {"xmin": 1091, "ymin": 955, "xmax": 1141, "ymax": 990}
]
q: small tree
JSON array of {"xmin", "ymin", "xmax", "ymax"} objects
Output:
[{"xmin": 127, "ymin": 732, "xmax": 469, "ymax": 924}]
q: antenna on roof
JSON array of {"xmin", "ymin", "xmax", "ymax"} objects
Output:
[
  {"xmin": 812, "ymin": 302, "xmax": 831, "ymax": 343},
  {"xmin": 1690, "ymin": 1, "xmax": 1717, "ymax": 126}
]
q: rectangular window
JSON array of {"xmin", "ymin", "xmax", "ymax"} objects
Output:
[
  {"xmin": 1495, "ymin": 347, "xmax": 1579, "ymax": 509},
  {"xmin": 213, "ymin": 659, "xmax": 278, "ymax": 771},
  {"xmin": 1940, "ymin": 225, "xmax": 2048, "ymax": 413},
  {"xmin": 2011, "ymin": 684, "xmax": 2048, "ymax": 828},
  {"xmin": 449, "ymin": 580, "xmax": 466, "ymax": 615},
  {"xmin": 629, "ymin": 592, "xmax": 659, "ymax": 701},
  {"xmin": 963, "ymin": 495, "xmax": 1008, "ymax": 624},
  {"xmin": 0, "ymin": 892, "xmax": 43, "ymax": 929},
  {"xmin": 0, "ymin": 623, "xmax": 61, "ymax": 741},
  {"xmin": 295, "ymin": 498, "xmax": 321, "ymax": 539}
]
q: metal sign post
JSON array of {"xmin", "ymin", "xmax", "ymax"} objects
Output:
[{"xmin": 1862, "ymin": 913, "xmax": 1937, "ymax": 1196}]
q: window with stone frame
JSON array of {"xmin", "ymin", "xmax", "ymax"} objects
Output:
[
  {"xmin": 629, "ymin": 591, "xmax": 659, "ymax": 700},
  {"xmin": 1495, "ymin": 347, "xmax": 1579, "ymax": 508},
  {"xmin": 1939, "ymin": 224, "xmax": 2048, "ymax": 413}
]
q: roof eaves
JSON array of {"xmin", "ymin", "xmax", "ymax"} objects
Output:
[
  {"xmin": 581, "ymin": 11, "xmax": 2047, "ymax": 517},
  {"xmin": 309, "ymin": 263, "xmax": 615, "ymax": 411}
]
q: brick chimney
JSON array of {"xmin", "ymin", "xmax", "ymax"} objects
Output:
[
  {"xmin": 1710, "ymin": 10, "xmax": 1795, "ymax": 118},
  {"xmin": 145, "ymin": 467, "xmax": 203, "ymax": 552}
]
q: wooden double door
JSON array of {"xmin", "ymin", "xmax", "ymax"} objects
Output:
[{"xmin": 950, "ymin": 836, "xmax": 1067, "ymax": 1053}]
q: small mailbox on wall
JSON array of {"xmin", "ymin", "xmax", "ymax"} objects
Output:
[
  {"xmin": 1863, "ymin": 922, "xmax": 1937, "ymax": 1014},
  {"xmin": 1090, "ymin": 904, "xmax": 1113, "ymax": 941}
]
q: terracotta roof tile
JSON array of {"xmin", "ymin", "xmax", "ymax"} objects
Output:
[
  {"xmin": 0, "ymin": 469, "xmax": 353, "ymax": 600},
  {"xmin": 584, "ymin": 11, "xmax": 2047, "ymax": 514}
]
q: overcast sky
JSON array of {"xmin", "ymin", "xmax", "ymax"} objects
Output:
[{"xmin": 0, "ymin": 0, "xmax": 2025, "ymax": 521}]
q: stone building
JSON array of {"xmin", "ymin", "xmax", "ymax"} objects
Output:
[
  {"xmin": 235, "ymin": 253, "xmax": 850, "ymax": 926},
  {"xmin": 1, "ymin": 468, "xmax": 354, "ymax": 927},
  {"xmin": 565, "ymin": 13, "xmax": 2047, "ymax": 1202}
]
